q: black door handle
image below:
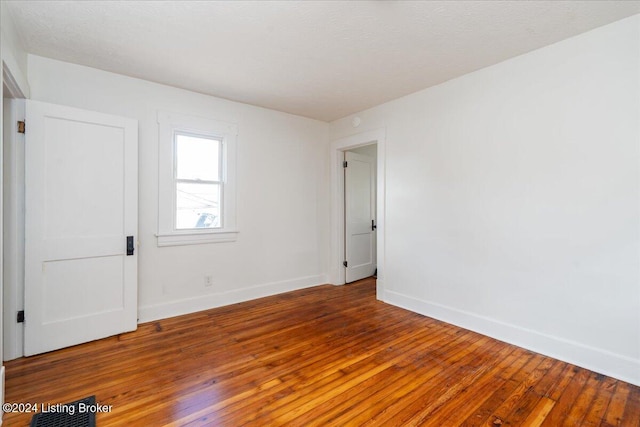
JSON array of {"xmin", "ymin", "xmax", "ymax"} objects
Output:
[
  {"xmin": 127, "ymin": 236, "xmax": 135, "ymax": 256},
  {"xmin": 372, "ymin": 220, "xmax": 377, "ymax": 231}
]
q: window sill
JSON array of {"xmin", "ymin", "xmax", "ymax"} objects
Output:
[{"xmin": 156, "ymin": 230, "xmax": 238, "ymax": 247}]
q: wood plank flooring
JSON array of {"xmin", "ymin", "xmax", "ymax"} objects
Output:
[{"xmin": 4, "ymin": 278, "xmax": 640, "ymax": 426}]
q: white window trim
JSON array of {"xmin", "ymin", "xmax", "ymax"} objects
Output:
[{"xmin": 157, "ymin": 111, "xmax": 238, "ymax": 246}]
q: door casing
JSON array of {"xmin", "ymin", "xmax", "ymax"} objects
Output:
[
  {"xmin": 329, "ymin": 128, "xmax": 386, "ymax": 300},
  {"xmin": 2, "ymin": 96, "xmax": 25, "ymax": 361}
]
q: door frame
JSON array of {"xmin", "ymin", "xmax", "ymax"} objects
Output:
[
  {"xmin": 2, "ymin": 96, "xmax": 25, "ymax": 362},
  {"xmin": 2, "ymin": 62, "xmax": 28, "ymax": 363},
  {"xmin": 329, "ymin": 128, "xmax": 386, "ymax": 300},
  {"xmin": 2, "ymin": 58, "xmax": 29, "ymax": 418}
]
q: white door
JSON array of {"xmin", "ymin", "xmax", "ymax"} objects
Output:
[
  {"xmin": 24, "ymin": 100, "xmax": 138, "ymax": 356},
  {"xmin": 345, "ymin": 151, "xmax": 376, "ymax": 283}
]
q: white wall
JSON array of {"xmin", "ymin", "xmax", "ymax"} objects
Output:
[
  {"xmin": 21, "ymin": 55, "xmax": 329, "ymax": 334},
  {"xmin": 331, "ymin": 15, "xmax": 640, "ymax": 386},
  {"xmin": 1, "ymin": 2, "xmax": 29, "ymax": 98}
]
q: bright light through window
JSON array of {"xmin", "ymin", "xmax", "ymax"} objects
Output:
[
  {"xmin": 176, "ymin": 134, "xmax": 220, "ymax": 181},
  {"xmin": 175, "ymin": 133, "xmax": 223, "ymax": 230}
]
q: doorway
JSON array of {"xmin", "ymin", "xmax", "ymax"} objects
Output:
[
  {"xmin": 329, "ymin": 128, "xmax": 386, "ymax": 299},
  {"xmin": 2, "ymin": 98, "xmax": 139, "ymax": 359}
]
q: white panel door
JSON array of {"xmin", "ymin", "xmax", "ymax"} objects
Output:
[
  {"xmin": 345, "ymin": 151, "xmax": 376, "ymax": 283},
  {"xmin": 24, "ymin": 100, "xmax": 138, "ymax": 356}
]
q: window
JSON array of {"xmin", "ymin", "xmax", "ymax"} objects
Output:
[
  {"xmin": 175, "ymin": 132, "xmax": 222, "ymax": 230},
  {"xmin": 157, "ymin": 111, "xmax": 238, "ymax": 246}
]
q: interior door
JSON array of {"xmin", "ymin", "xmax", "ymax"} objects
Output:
[
  {"xmin": 345, "ymin": 150, "xmax": 376, "ymax": 283},
  {"xmin": 24, "ymin": 100, "xmax": 138, "ymax": 356}
]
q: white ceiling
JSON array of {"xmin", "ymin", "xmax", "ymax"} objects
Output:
[{"xmin": 5, "ymin": 1, "xmax": 640, "ymax": 122}]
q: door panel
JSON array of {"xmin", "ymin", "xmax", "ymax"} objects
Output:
[
  {"xmin": 345, "ymin": 151, "xmax": 376, "ymax": 283},
  {"xmin": 24, "ymin": 100, "xmax": 138, "ymax": 356},
  {"xmin": 44, "ymin": 118, "xmax": 125, "ymax": 238},
  {"xmin": 43, "ymin": 256, "xmax": 124, "ymax": 324},
  {"xmin": 350, "ymin": 234, "xmax": 373, "ymax": 266}
]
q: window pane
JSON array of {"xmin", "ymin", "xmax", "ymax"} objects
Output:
[
  {"xmin": 176, "ymin": 133, "xmax": 220, "ymax": 181},
  {"xmin": 176, "ymin": 182, "xmax": 221, "ymax": 229}
]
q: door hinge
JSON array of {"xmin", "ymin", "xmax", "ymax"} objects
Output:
[
  {"xmin": 17, "ymin": 310, "xmax": 25, "ymax": 323},
  {"xmin": 343, "ymin": 161, "xmax": 348, "ymax": 168},
  {"xmin": 343, "ymin": 261, "xmax": 348, "ymax": 268},
  {"xmin": 17, "ymin": 121, "xmax": 25, "ymax": 134}
]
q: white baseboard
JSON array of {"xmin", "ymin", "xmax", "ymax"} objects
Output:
[
  {"xmin": 138, "ymin": 274, "xmax": 328, "ymax": 323},
  {"xmin": 384, "ymin": 290, "xmax": 640, "ymax": 387}
]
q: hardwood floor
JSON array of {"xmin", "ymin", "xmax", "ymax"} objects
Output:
[{"xmin": 4, "ymin": 278, "xmax": 640, "ymax": 426}]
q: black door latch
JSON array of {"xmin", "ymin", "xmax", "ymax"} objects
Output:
[{"xmin": 127, "ymin": 236, "xmax": 135, "ymax": 256}]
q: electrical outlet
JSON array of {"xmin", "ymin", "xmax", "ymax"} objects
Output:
[{"xmin": 204, "ymin": 275, "xmax": 213, "ymax": 287}]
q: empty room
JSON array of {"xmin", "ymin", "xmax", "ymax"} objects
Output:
[{"xmin": 1, "ymin": 1, "xmax": 639, "ymax": 426}]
